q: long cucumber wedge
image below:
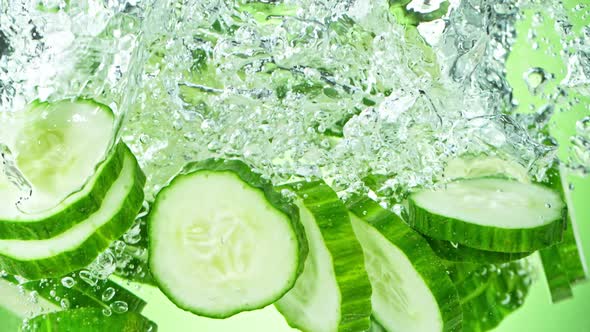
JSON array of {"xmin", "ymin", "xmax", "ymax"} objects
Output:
[
  {"xmin": 0, "ymin": 145, "xmax": 145, "ymax": 280},
  {"xmin": 0, "ymin": 143, "xmax": 125, "ymax": 240},
  {"xmin": 23, "ymin": 308, "xmax": 157, "ymax": 332},
  {"xmin": 539, "ymin": 246, "xmax": 574, "ymax": 303},
  {"xmin": 347, "ymin": 194, "xmax": 462, "ymax": 332},
  {"xmin": 275, "ymin": 180, "xmax": 372, "ymax": 332},
  {"xmin": 425, "ymin": 237, "xmax": 532, "ymax": 264},
  {"xmin": 148, "ymin": 159, "xmax": 307, "ymax": 318},
  {"xmin": 408, "ymin": 177, "xmax": 566, "ymax": 253},
  {"xmin": 1, "ymin": 99, "xmax": 115, "ymax": 221}
]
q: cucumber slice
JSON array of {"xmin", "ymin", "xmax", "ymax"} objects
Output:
[
  {"xmin": 1, "ymin": 99, "xmax": 115, "ymax": 215},
  {"xmin": 148, "ymin": 159, "xmax": 307, "ymax": 318},
  {"xmin": 0, "ymin": 145, "xmax": 145, "ymax": 280},
  {"xmin": 425, "ymin": 237, "xmax": 532, "ymax": 263},
  {"xmin": 275, "ymin": 180, "xmax": 372, "ymax": 332},
  {"xmin": 447, "ymin": 260, "xmax": 533, "ymax": 332},
  {"xmin": 347, "ymin": 194, "xmax": 462, "ymax": 332},
  {"xmin": 23, "ymin": 308, "xmax": 157, "ymax": 332},
  {"xmin": 539, "ymin": 246, "xmax": 573, "ymax": 303},
  {"xmin": 408, "ymin": 177, "xmax": 566, "ymax": 253},
  {"xmin": 0, "ymin": 143, "xmax": 125, "ymax": 240}
]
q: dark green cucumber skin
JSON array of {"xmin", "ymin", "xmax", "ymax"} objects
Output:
[
  {"xmin": 425, "ymin": 237, "xmax": 532, "ymax": 264},
  {"xmin": 22, "ymin": 277, "xmax": 146, "ymax": 313},
  {"xmin": 23, "ymin": 308, "xmax": 157, "ymax": 332},
  {"xmin": 0, "ymin": 145, "xmax": 145, "ymax": 280},
  {"xmin": 0, "ymin": 142, "xmax": 125, "ymax": 240},
  {"xmin": 275, "ymin": 180, "xmax": 372, "ymax": 332},
  {"xmin": 539, "ymin": 246, "xmax": 573, "ymax": 303},
  {"xmin": 346, "ymin": 194, "xmax": 462, "ymax": 332},
  {"xmin": 408, "ymin": 195, "xmax": 566, "ymax": 253},
  {"xmin": 148, "ymin": 158, "xmax": 308, "ymax": 319},
  {"xmin": 542, "ymin": 167, "xmax": 586, "ymax": 284}
]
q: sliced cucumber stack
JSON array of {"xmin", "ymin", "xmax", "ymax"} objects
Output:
[
  {"xmin": 0, "ymin": 99, "xmax": 117, "ymax": 240},
  {"xmin": 275, "ymin": 180, "xmax": 372, "ymax": 332},
  {"xmin": 148, "ymin": 159, "xmax": 307, "ymax": 318},
  {"xmin": 347, "ymin": 194, "xmax": 462, "ymax": 332},
  {"xmin": 23, "ymin": 308, "xmax": 157, "ymax": 332},
  {"xmin": 408, "ymin": 177, "xmax": 566, "ymax": 253},
  {"xmin": 0, "ymin": 144, "xmax": 145, "ymax": 280}
]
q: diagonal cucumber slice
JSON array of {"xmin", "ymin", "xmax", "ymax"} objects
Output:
[
  {"xmin": 148, "ymin": 159, "xmax": 307, "ymax": 319},
  {"xmin": 275, "ymin": 180, "xmax": 372, "ymax": 332},
  {"xmin": 23, "ymin": 308, "xmax": 157, "ymax": 332},
  {"xmin": 1, "ymin": 99, "xmax": 115, "ymax": 215},
  {"xmin": 0, "ymin": 145, "xmax": 145, "ymax": 280},
  {"xmin": 409, "ymin": 178, "xmax": 566, "ymax": 253},
  {"xmin": 539, "ymin": 246, "xmax": 573, "ymax": 303},
  {"xmin": 347, "ymin": 195, "xmax": 462, "ymax": 332},
  {"xmin": 0, "ymin": 143, "xmax": 125, "ymax": 240}
]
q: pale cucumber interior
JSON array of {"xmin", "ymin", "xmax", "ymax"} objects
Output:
[
  {"xmin": 0, "ymin": 278, "xmax": 59, "ymax": 318},
  {"xmin": 412, "ymin": 178, "xmax": 564, "ymax": 229},
  {"xmin": 0, "ymin": 153, "xmax": 135, "ymax": 259},
  {"xmin": 276, "ymin": 200, "xmax": 340, "ymax": 332},
  {"xmin": 350, "ymin": 214, "xmax": 442, "ymax": 332},
  {"xmin": 4, "ymin": 101, "xmax": 113, "ymax": 214},
  {"xmin": 150, "ymin": 172, "xmax": 299, "ymax": 315},
  {"xmin": 444, "ymin": 156, "xmax": 530, "ymax": 183}
]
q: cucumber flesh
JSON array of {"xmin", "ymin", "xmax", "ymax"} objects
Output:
[
  {"xmin": 149, "ymin": 159, "xmax": 307, "ymax": 318},
  {"xmin": 2, "ymin": 100, "xmax": 114, "ymax": 215},
  {"xmin": 0, "ymin": 277, "xmax": 59, "ymax": 326},
  {"xmin": 275, "ymin": 181, "xmax": 372, "ymax": 332},
  {"xmin": 347, "ymin": 195, "xmax": 462, "ymax": 332},
  {"xmin": 409, "ymin": 178, "xmax": 565, "ymax": 252},
  {"xmin": 0, "ymin": 147, "xmax": 145, "ymax": 279}
]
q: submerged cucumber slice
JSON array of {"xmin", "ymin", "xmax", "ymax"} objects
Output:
[
  {"xmin": 347, "ymin": 195, "xmax": 462, "ymax": 332},
  {"xmin": 23, "ymin": 308, "xmax": 157, "ymax": 332},
  {"xmin": 275, "ymin": 180, "xmax": 372, "ymax": 332},
  {"xmin": 0, "ymin": 143, "xmax": 125, "ymax": 240},
  {"xmin": 149, "ymin": 159, "xmax": 307, "ymax": 318},
  {"xmin": 539, "ymin": 246, "xmax": 573, "ymax": 303},
  {"xmin": 0, "ymin": 145, "xmax": 145, "ymax": 280},
  {"xmin": 1, "ymin": 99, "xmax": 115, "ymax": 215},
  {"xmin": 409, "ymin": 178, "xmax": 566, "ymax": 253},
  {"xmin": 426, "ymin": 237, "xmax": 532, "ymax": 264}
]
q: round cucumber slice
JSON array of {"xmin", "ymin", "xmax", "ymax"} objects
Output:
[
  {"xmin": 23, "ymin": 308, "xmax": 157, "ymax": 332},
  {"xmin": 0, "ymin": 143, "xmax": 125, "ymax": 240},
  {"xmin": 148, "ymin": 159, "xmax": 307, "ymax": 319},
  {"xmin": 0, "ymin": 145, "xmax": 145, "ymax": 280},
  {"xmin": 275, "ymin": 180, "xmax": 372, "ymax": 332},
  {"xmin": 408, "ymin": 178, "xmax": 566, "ymax": 253},
  {"xmin": 347, "ymin": 194, "xmax": 462, "ymax": 332},
  {"xmin": 2, "ymin": 99, "xmax": 115, "ymax": 215},
  {"xmin": 425, "ymin": 237, "xmax": 532, "ymax": 263}
]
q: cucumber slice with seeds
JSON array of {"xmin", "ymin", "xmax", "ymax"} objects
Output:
[
  {"xmin": 23, "ymin": 308, "xmax": 157, "ymax": 332},
  {"xmin": 0, "ymin": 143, "xmax": 125, "ymax": 240},
  {"xmin": 408, "ymin": 178, "xmax": 566, "ymax": 253},
  {"xmin": 148, "ymin": 159, "xmax": 307, "ymax": 318},
  {"xmin": 347, "ymin": 194, "xmax": 462, "ymax": 332},
  {"xmin": 0, "ymin": 145, "xmax": 145, "ymax": 280},
  {"xmin": 275, "ymin": 180, "xmax": 372, "ymax": 332},
  {"xmin": 1, "ymin": 99, "xmax": 115, "ymax": 215}
]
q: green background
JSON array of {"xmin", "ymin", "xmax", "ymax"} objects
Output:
[{"xmin": 134, "ymin": 3, "xmax": 590, "ymax": 331}]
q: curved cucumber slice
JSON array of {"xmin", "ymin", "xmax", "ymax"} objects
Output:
[
  {"xmin": 275, "ymin": 180, "xmax": 372, "ymax": 332},
  {"xmin": 539, "ymin": 246, "xmax": 573, "ymax": 303},
  {"xmin": 425, "ymin": 237, "xmax": 532, "ymax": 263},
  {"xmin": 23, "ymin": 308, "xmax": 157, "ymax": 332},
  {"xmin": 409, "ymin": 178, "xmax": 566, "ymax": 253},
  {"xmin": 0, "ymin": 145, "xmax": 145, "ymax": 280},
  {"xmin": 0, "ymin": 143, "xmax": 125, "ymax": 240},
  {"xmin": 148, "ymin": 159, "xmax": 307, "ymax": 318},
  {"xmin": 347, "ymin": 195, "xmax": 462, "ymax": 332},
  {"xmin": 1, "ymin": 99, "xmax": 115, "ymax": 215}
]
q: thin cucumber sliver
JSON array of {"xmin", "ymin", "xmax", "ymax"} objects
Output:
[
  {"xmin": 347, "ymin": 194, "xmax": 462, "ymax": 332},
  {"xmin": 0, "ymin": 143, "xmax": 125, "ymax": 240},
  {"xmin": 23, "ymin": 307, "xmax": 157, "ymax": 332},
  {"xmin": 148, "ymin": 159, "xmax": 307, "ymax": 318},
  {"xmin": 408, "ymin": 177, "xmax": 566, "ymax": 253},
  {"xmin": 275, "ymin": 180, "xmax": 372, "ymax": 332},
  {"xmin": 425, "ymin": 237, "xmax": 532, "ymax": 263},
  {"xmin": 0, "ymin": 145, "xmax": 145, "ymax": 280}
]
